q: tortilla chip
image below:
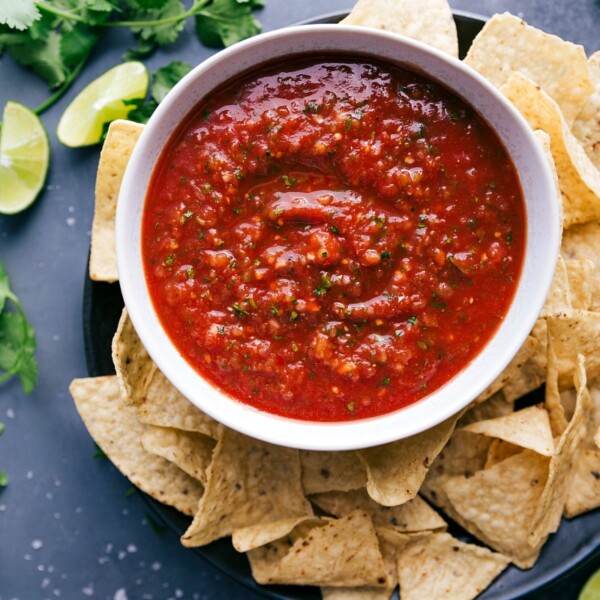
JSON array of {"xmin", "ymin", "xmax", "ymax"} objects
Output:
[
  {"xmin": 503, "ymin": 319, "xmax": 547, "ymax": 402},
  {"xmin": 472, "ymin": 335, "xmax": 538, "ymax": 404},
  {"xmin": 420, "ymin": 419, "xmax": 495, "ymax": 512},
  {"xmin": 572, "ymin": 52, "xmax": 600, "ymax": 171},
  {"xmin": 111, "ymin": 312, "xmax": 220, "ymax": 439},
  {"xmin": 90, "ymin": 120, "xmax": 144, "ymax": 282},
  {"xmin": 358, "ymin": 414, "xmax": 460, "ymax": 506},
  {"xmin": 544, "ymin": 330, "xmax": 570, "ymax": 437},
  {"xmin": 321, "ymin": 589, "xmax": 390, "ymax": 600},
  {"xmin": 529, "ymin": 354, "xmax": 589, "ymax": 547},
  {"xmin": 460, "ymin": 391, "xmax": 514, "ymax": 426},
  {"xmin": 546, "ymin": 311, "xmax": 600, "ymax": 388},
  {"xmin": 322, "ymin": 532, "xmax": 399, "ymax": 599},
  {"xmin": 565, "ymin": 448, "xmax": 600, "ymax": 517},
  {"xmin": 112, "ymin": 309, "xmax": 156, "ymax": 406},
  {"xmin": 461, "ymin": 405, "xmax": 555, "ymax": 457},
  {"xmin": 565, "ymin": 259, "xmax": 595, "ymax": 311},
  {"xmin": 232, "ymin": 517, "xmax": 314, "ymax": 553},
  {"xmin": 561, "ymin": 220, "xmax": 600, "ymax": 311},
  {"xmin": 484, "ymin": 439, "xmax": 523, "ymax": 469},
  {"xmin": 501, "ymin": 71, "xmax": 600, "ymax": 228},
  {"xmin": 396, "ymin": 532, "xmax": 510, "ymax": 600},
  {"xmin": 590, "ymin": 380, "xmax": 600, "ymax": 441},
  {"xmin": 69, "ymin": 376, "xmax": 203, "ymax": 516},
  {"xmin": 181, "ymin": 428, "xmax": 311, "ymax": 547},
  {"xmin": 341, "ymin": 0, "xmax": 458, "ymax": 57},
  {"xmin": 135, "ymin": 369, "xmax": 222, "ymax": 439},
  {"xmin": 541, "ymin": 255, "xmax": 571, "ymax": 317},
  {"xmin": 443, "ymin": 449, "xmax": 549, "ymax": 568},
  {"xmin": 310, "ymin": 488, "xmax": 446, "ymax": 533},
  {"xmin": 300, "ymin": 450, "xmax": 366, "ymax": 495},
  {"xmin": 464, "ymin": 13, "xmax": 593, "ymax": 123},
  {"xmin": 533, "ymin": 128, "xmax": 564, "ymax": 232},
  {"xmin": 247, "ymin": 511, "xmax": 387, "ymax": 587},
  {"xmin": 140, "ymin": 426, "xmax": 215, "ymax": 486}
]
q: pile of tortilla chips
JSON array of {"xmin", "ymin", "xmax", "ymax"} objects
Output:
[{"xmin": 71, "ymin": 2, "xmax": 600, "ymax": 598}]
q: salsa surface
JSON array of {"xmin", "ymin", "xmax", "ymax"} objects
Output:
[{"xmin": 142, "ymin": 57, "xmax": 525, "ymax": 422}]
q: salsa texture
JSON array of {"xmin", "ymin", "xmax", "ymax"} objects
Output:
[{"xmin": 142, "ymin": 57, "xmax": 525, "ymax": 422}]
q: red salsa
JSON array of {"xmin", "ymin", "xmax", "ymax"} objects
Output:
[{"xmin": 142, "ymin": 56, "xmax": 525, "ymax": 422}]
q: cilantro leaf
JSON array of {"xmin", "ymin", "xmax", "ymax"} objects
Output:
[
  {"xmin": 0, "ymin": 0, "xmax": 40, "ymax": 31},
  {"xmin": 0, "ymin": 262, "xmax": 9, "ymax": 313},
  {"xmin": 0, "ymin": 262, "xmax": 38, "ymax": 394},
  {"xmin": 0, "ymin": 311, "xmax": 38, "ymax": 393},
  {"xmin": 127, "ymin": 59, "xmax": 190, "ymax": 122},
  {"xmin": 150, "ymin": 59, "xmax": 190, "ymax": 102},
  {"xmin": 195, "ymin": 0, "xmax": 261, "ymax": 48},
  {"xmin": 7, "ymin": 29, "xmax": 67, "ymax": 87},
  {"xmin": 127, "ymin": 0, "xmax": 186, "ymax": 48},
  {"xmin": 0, "ymin": 469, "xmax": 7, "ymax": 487},
  {"xmin": 60, "ymin": 23, "xmax": 99, "ymax": 69}
]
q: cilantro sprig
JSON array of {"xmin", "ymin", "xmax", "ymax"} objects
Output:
[
  {"xmin": 0, "ymin": 0, "xmax": 264, "ymax": 115},
  {"xmin": 0, "ymin": 262, "xmax": 38, "ymax": 394},
  {"xmin": 126, "ymin": 60, "xmax": 192, "ymax": 124}
]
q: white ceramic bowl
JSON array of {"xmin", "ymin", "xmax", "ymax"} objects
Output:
[{"xmin": 116, "ymin": 25, "xmax": 560, "ymax": 451}]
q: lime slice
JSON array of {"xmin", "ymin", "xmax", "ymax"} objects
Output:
[
  {"xmin": 580, "ymin": 569, "xmax": 600, "ymax": 600},
  {"xmin": 0, "ymin": 101, "xmax": 50, "ymax": 215},
  {"xmin": 57, "ymin": 61, "xmax": 149, "ymax": 148}
]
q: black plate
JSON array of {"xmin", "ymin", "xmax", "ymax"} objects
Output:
[{"xmin": 83, "ymin": 11, "xmax": 600, "ymax": 599}]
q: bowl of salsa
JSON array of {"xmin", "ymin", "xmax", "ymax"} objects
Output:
[{"xmin": 116, "ymin": 24, "xmax": 560, "ymax": 450}]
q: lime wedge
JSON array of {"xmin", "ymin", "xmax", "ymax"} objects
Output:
[
  {"xmin": 0, "ymin": 101, "xmax": 50, "ymax": 215},
  {"xmin": 580, "ymin": 569, "xmax": 600, "ymax": 600},
  {"xmin": 57, "ymin": 61, "xmax": 149, "ymax": 148}
]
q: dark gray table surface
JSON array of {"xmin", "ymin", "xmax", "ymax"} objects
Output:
[{"xmin": 1, "ymin": 2, "xmax": 599, "ymax": 599}]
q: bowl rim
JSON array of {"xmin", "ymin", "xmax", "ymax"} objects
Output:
[{"xmin": 116, "ymin": 23, "xmax": 560, "ymax": 450}]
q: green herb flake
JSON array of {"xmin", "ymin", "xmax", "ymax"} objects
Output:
[
  {"xmin": 291, "ymin": 342, "xmax": 299, "ymax": 352},
  {"xmin": 289, "ymin": 310, "xmax": 299, "ymax": 321},
  {"xmin": 347, "ymin": 402, "xmax": 355, "ymax": 413},
  {"xmin": 163, "ymin": 254, "xmax": 175, "ymax": 266},
  {"xmin": 281, "ymin": 175, "xmax": 297, "ymax": 188},
  {"xmin": 124, "ymin": 487, "xmax": 137, "ymax": 498},
  {"xmin": 303, "ymin": 101, "xmax": 319, "ymax": 115},
  {"xmin": 180, "ymin": 209, "xmax": 194, "ymax": 224},
  {"xmin": 330, "ymin": 225, "xmax": 340, "ymax": 235},
  {"xmin": 145, "ymin": 512, "xmax": 167, "ymax": 536},
  {"xmin": 232, "ymin": 302, "xmax": 248, "ymax": 318},
  {"xmin": 93, "ymin": 444, "xmax": 107, "ymax": 459},
  {"xmin": 407, "ymin": 316, "xmax": 417, "ymax": 325},
  {"xmin": 380, "ymin": 251, "xmax": 391, "ymax": 259},
  {"xmin": 270, "ymin": 305, "xmax": 280, "ymax": 317},
  {"xmin": 0, "ymin": 470, "xmax": 7, "ymax": 487},
  {"xmin": 381, "ymin": 376, "xmax": 391, "ymax": 387}
]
